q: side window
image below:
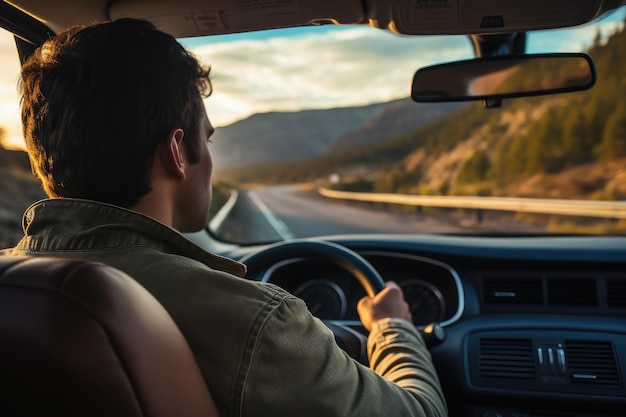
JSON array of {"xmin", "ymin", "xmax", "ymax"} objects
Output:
[
  {"xmin": 0, "ymin": 29, "xmax": 45, "ymax": 248},
  {"xmin": 0, "ymin": 30, "xmax": 22, "ymax": 150}
]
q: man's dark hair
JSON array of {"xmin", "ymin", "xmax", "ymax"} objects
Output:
[{"xmin": 20, "ymin": 18, "xmax": 212, "ymax": 207}]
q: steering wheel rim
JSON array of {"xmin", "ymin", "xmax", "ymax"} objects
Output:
[
  {"xmin": 239, "ymin": 239, "xmax": 445, "ymax": 357},
  {"xmin": 239, "ymin": 239, "xmax": 385, "ymax": 297},
  {"xmin": 240, "ymin": 239, "xmax": 394, "ymax": 363}
]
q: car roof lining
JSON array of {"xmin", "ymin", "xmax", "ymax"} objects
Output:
[{"xmin": 4, "ymin": 0, "xmax": 626, "ymax": 40}]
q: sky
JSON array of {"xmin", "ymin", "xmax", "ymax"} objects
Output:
[{"xmin": 0, "ymin": 6, "xmax": 624, "ymax": 150}]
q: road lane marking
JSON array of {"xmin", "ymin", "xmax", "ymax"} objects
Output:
[
  {"xmin": 249, "ymin": 191, "xmax": 295, "ymax": 240},
  {"xmin": 209, "ymin": 189, "xmax": 239, "ymax": 233}
]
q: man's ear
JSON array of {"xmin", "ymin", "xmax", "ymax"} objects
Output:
[{"xmin": 158, "ymin": 128, "xmax": 186, "ymax": 179}]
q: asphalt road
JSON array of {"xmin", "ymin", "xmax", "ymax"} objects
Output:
[{"xmin": 214, "ymin": 185, "xmax": 486, "ymax": 243}]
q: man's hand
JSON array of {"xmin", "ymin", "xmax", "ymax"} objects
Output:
[{"xmin": 357, "ymin": 281, "xmax": 412, "ymax": 332}]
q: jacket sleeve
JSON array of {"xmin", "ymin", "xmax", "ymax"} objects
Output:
[
  {"xmin": 240, "ymin": 295, "xmax": 447, "ymax": 417},
  {"xmin": 368, "ymin": 318, "xmax": 447, "ymax": 417}
]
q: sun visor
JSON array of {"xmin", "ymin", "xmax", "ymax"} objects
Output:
[
  {"xmin": 109, "ymin": 0, "xmax": 366, "ymax": 38},
  {"xmin": 377, "ymin": 0, "xmax": 622, "ymax": 35}
]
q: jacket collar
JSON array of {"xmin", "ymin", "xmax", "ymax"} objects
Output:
[{"xmin": 16, "ymin": 198, "xmax": 246, "ymax": 277}]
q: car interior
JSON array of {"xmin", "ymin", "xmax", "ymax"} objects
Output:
[
  {"xmin": 0, "ymin": 256, "xmax": 219, "ymax": 417},
  {"xmin": 1, "ymin": 1, "xmax": 625, "ymax": 416}
]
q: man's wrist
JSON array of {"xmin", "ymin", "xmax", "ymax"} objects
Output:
[{"xmin": 369, "ymin": 317, "xmax": 424, "ymax": 348}]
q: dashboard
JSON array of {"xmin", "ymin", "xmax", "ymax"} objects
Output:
[
  {"xmin": 260, "ymin": 251, "xmax": 462, "ymax": 327},
  {"xmin": 232, "ymin": 235, "xmax": 626, "ymax": 417}
]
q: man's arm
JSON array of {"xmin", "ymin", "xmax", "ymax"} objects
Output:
[
  {"xmin": 360, "ymin": 281, "xmax": 447, "ymax": 416},
  {"xmin": 240, "ymin": 283, "xmax": 447, "ymax": 417},
  {"xmin": 368, "ymin": 318, "xmax": 447, "ymax": 417}
]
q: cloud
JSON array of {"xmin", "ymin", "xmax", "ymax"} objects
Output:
[{"xmin": 189, "ymin": 27, "xmax": 472, "ymax": 126}]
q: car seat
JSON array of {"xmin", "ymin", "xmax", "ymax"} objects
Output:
[{"xmin": 0, "ymin": 256, "xmax": 218, "ymax": 417}]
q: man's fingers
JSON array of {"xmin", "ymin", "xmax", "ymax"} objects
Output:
[{"xmin": 357, "ymin": 281, "xmax": 412, "ymax": 331}]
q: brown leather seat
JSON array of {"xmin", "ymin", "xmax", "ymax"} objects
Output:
[{"xmin": 0, "ymin": 256, "xmax": 219, "ymax": 417}]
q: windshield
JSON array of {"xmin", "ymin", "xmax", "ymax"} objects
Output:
[
  {"xmin": 0, "ymin": 7, "xmax": 625, "ymax": 248},
  {"xmin": 191, "ymin": 7, "xmax": 625, "ymax": 244}
]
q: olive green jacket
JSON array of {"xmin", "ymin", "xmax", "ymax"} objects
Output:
[{"xmin": 4, "ymin": 198, "xmax": 447, "ymax": 417}]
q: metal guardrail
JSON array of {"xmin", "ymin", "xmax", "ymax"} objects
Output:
[{"xmin": 318, "ymin": 188, "xmax": 626, "ymax": 219}]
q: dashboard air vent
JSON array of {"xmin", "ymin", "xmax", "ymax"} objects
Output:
[
  {"xmin": 547, "ymin": 278, "xmax": 597, "ymax": 306},
  {"xmin": 607, "ymin": 279, "xmax": 626, "ymax": 307},
  {"xmin": 483, "ymin": 277, "xmax": 542, "ymax": 305},
  {"xmin": 479, "ymin": 338, "xmax": 535, "ymax": 380},
  {"xmin": 565, "ymin": 340, "xmax": 621, "ymax": 386}
]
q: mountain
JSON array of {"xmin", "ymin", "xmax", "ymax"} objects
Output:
[
  {"xmin": 211, "ymin": 98, "xmax": 465, "ymax": 170},
  {"xmin": 211, "ymin": 101, "xmax": 394, "ymax": 169},
  {"xmin": 324, "ymin": 100, "xmax": 465, "ymax": 154}
]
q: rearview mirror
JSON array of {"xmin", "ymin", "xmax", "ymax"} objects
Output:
[{"xmin": 411, "ymin": 53, "xmax": 596, "ymax": 103}]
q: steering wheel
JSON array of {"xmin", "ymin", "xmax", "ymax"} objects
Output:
[
  {"xmin": 238, "ymin": 239, "xmax": 385, "ymax": 363},
  {"xmin": 239, "ymin": 239, "xmax": 385, "ymax": 295}
]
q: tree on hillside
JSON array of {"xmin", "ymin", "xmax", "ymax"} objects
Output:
[
  {"xmin": 374, "ymin": 167, "xmax": 422, "ymax": 194},
  {"xmin": 562, "ymin": 108, "xmax": 591, "ymax": 165},
  {"xmin": 586, "ymin": 93, "xmax": 611, "ymax": 144},
  {"xmin": 524, "ymin": 106, "xmax": 565, "ymax": 173},
  {"xmin": 458, "ymin": 149, "xmax": 490, "ymax": 183},
  {"xmin": 592, "ymin": 27, "xmax": 603, "ymax": 49},
  {"xmin": 489, "ymin": 139, "xmax": 513, "ymax": 181},
  {"xmin": 596, "ymin": 100, "xmax": 626, "ymax": 159}
]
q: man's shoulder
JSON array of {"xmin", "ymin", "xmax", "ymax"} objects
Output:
[{"xmin": 126, "ymin": 248, "xmax": 295, "ymax": 306}]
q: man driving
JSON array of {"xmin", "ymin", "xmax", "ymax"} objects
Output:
[{"xmin": 4, "ymin": 18, "xmax": 447, "ymax": 417}]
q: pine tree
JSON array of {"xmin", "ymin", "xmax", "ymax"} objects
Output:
[
  {"xmin": 592, "ymin": 27, "xmax": 603, "ymax": 49},
  {"xmin": 597, "ymin": 100, "xmax": 626, "ymax": 159},
  {"xmin": 458, "ymin": 149, "xmax": 491, "ymax": 183},
  {"xmin": 562, "ymin": 109, "xmax": 591, "ymax": 164},
  {"xmin": 524, "ymin": 107, "xmax": 564, "ymax": 173}
]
